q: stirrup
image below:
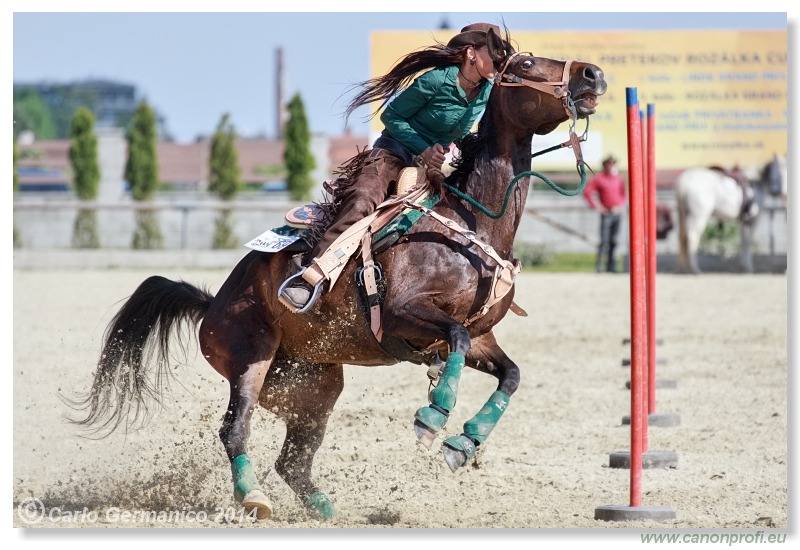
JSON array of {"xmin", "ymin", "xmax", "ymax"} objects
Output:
[
  {"xmin": 277, "ymin": 267, "xmax": 325, "ymax": 313},
  {"xmin": 355, "ymin": 262, "xmax": 383, "ymax": 286}
]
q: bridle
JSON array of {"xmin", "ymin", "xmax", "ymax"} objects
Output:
[
  {"xmin": 493, "ymin": 51, "xmax": 587, "ymax": 168},
  {"xmin": 494, "ymin": 52, "xmax": 575, "ymax": 118}
]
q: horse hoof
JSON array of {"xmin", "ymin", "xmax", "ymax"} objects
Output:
[
  {"xmin": 441, "ymin": 445, "xmax": 468, "ymax": 473},
  {"xmin": 413, "ymin": 419, "xmax": 438, "ymax": 449},
  {"xmin": 304, "ymin": 490, "xmax": 335, "ymax": 519},
  {"xmin": 241, "ymin": 489, "xmax": 273, "ymax": 520}
]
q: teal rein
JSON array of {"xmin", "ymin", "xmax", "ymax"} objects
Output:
[{"xmin": 443, "ymin": 161, "xmax": 588, "ymax": 220}]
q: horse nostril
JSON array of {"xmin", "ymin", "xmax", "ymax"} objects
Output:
[{"xmin": 583, "ymin": 66, "xmax": 603, "ymax": 82}]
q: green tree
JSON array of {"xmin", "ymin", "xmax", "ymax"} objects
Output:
[
  {"xmin": 13, "ymin": 89, "xmax": 57, "ymax": 140},
  {"xmin": 208, "ymin": 113, "xmax": 242, "ymax": 249},
  {"xmin": 284, "ymin": 93, "xmax": 315, "ymax": 201},
  {"xmin": 125, "ymin": 101, "xmax": 162, "ymax": 249},
  {"xmin": 209, "ymin": 113, "xmax": 242, "ymax": 200},
  {"xmin": 69, "ymin": 107, "xmax": 101, "ymax": 248},
  {"xmin": 70, "ymin": 107, "xmax": 100, "ymax": 199},
  {"xmin": 125, "ymin": 101, "xmax": 159, "ymax": 201}
]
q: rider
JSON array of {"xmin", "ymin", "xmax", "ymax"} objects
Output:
[{"xmin": 279, "ymin": 22, "xmax": 510, "ymax": 311}]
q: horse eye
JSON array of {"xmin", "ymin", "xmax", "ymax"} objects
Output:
[{"xmin": 521, "ymin": 60, "xmax": 533, "ymax": 70}]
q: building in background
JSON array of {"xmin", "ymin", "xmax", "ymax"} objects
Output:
[{"xmin": 13, "ymin": 79, "xmax": 169, "ymax": 141}]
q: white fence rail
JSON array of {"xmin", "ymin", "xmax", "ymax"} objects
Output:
[{"xmin": 13, "ymin": 192, "xmax": 787, "ymax": 257}]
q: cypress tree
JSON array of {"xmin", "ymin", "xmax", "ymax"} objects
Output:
[
  {"xmin": 125, "ymin": 101, "xmax": 162, "ymax": 249},
  {"xmin": 69, "ymin": 107, "xmax": 101, "ymax": 248},
  {"xmin": 209, "ymin": 113, "xmax": 241, "ymax": 200},
  {"xmin": 208, "ymin": 113, "xmax": 242, "ymax": 248},
  {"xmin": 284, "ymin": 93, "xmax": 315, "ymax": 201}
]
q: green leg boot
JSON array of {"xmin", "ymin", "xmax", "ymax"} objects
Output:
[
  {"xmin": 413, "ymin": 352, "xmax": 465, "ymax": 448},
  {"xmin": 442, "ymin": 390, "xmax": 510, "ymax": 472},
  {"xmin": 231, "ymin": 454, "xmax": 273, "ymax": 520},
  {"xmin": 304, "ymin": 490, "xmax": 335, "ymax": 519}
]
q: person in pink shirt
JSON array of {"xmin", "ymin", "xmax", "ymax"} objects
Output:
[{"xmin": 583, "ymin": 155, "xmax": 627, "ymax": 272}]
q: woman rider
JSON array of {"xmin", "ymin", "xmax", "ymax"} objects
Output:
[{"xmin": 279, "ymin": 22, "xmax": 510, "ymax": 311}]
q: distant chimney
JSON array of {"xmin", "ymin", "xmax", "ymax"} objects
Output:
[{"xmin": 276, "ymin": 47, "xmax": 287, "ymax": 139}]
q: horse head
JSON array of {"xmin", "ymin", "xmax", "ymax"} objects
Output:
[
  {"xmin": 490, "ymin": 51, "xmax": 607, "ymax": 137},
  {"xmin": 449, "ymin": 49, "xmax": 607, "ymax": 207}
]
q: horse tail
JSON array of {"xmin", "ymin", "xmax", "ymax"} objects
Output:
[{"xmin": 65, "ymin": 276, "xmax": 214, "ymax": 436}]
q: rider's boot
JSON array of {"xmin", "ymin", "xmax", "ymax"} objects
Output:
[
  {"xmin": 278, "ymin": 255, "xmax": 325, "ymax": 313},
  {"xmin": 280, "ymin": 280, "xmax": 314, "ymax": 309}
]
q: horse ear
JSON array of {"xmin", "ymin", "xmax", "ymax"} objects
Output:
[{"xmin": 486, "ymin": 29, "xmax": 508, "ymax": 69}]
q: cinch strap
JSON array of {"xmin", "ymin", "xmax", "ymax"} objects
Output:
[{"xmin": 359, "ymin": 231, "xmax": 383, "ymax": 341}]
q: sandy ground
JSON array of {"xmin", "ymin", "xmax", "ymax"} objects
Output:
[{"xmin": 12, "ymin": 268, "xmax": 789, "ymax": 534}]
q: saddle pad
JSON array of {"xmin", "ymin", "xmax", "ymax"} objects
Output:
[{"xmin": 372, "ymin": 194, "xmax": 439, "ymax": 243}]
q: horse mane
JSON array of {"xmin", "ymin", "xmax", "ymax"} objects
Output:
[
  {"xmin": 446, "ymin": 131, "xmax": 488, "ymax": 190},
  {"xmin": 445, "ymin": 93, "xmax": 501, "ymax": 191}
]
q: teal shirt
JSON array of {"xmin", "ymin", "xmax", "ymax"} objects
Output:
[{"xmin": 380, "ymin": 65, "xmax": 492, "ymax": 155}]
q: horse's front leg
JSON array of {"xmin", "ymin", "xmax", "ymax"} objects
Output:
[
  {"xmin": 380, "ymin": 301, "xmax": 472, "ymax": 449},
  {"xmin": 441, "ymin": 331, "xmax": 519, "ymax": 472}
]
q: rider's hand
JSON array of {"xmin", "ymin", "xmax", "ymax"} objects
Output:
[{"xmin": 419, "ymin": 144, "xmax": 447, "ymax": 170}]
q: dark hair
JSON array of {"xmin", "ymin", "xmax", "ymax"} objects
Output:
[
  {"xmin": 344, "ymin": 45, "xmax": 466, "ymax": 122},
  {"xmin": 344, "ymin": 26, "xmax": 513, "ymax": 122}
]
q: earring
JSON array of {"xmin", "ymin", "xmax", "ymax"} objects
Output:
[{"xmin": 470, "ymin": 57, "xmax": 476, "ymax": 65}]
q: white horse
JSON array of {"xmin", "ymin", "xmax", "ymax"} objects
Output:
[{"xmin": 675, "ymin": 155, "xmax": 787, "ymax": 274}]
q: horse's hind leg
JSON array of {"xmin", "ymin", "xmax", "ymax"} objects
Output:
[
  {"xmin": 681, "ymin": 212, "xmax": 708, "ymax": 274},
  {"xmin": 260, "ymin": 352, "xmax": 344, "ymax": 519},
  {"xmin": 199, "ymin": 274, "xmax": 280, "ymax": 520},
  {"xmin": 441, "ymin": 332, "xmax": 519, "ymax": 472},
  {"xmin": 739, "ymin": 221, "xmax": 755, "ymax": 273},
  {"xmin": 217, "ymin": 356, "xmax": 275, "ymax": 519}
]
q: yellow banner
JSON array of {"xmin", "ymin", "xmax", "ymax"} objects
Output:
[{"xmin": 371, "ymin": 29, "xmax": 787, "ymax": 171}]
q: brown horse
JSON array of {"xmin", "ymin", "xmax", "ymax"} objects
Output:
[{"xmin": 72, "ymin": 49, "xmax": 607, "ymax": 520}]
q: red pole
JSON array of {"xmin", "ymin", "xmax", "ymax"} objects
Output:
[
  {"xmin": 647, "ymin": 104, "xmax": 658, "ymax": 414},
  {"xmin": 626, "ymin": 88, "xmax": 645, "ymax": 508},
  {"xmin": 639, "ymin": 109, "xmax": 649, "ymax": 454}
]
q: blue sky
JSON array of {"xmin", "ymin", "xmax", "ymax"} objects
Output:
[{"xmin": 11, "ymin": 8, "xmax": 790, "ymax": 143}]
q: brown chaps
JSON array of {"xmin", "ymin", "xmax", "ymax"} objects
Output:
[{"xmin": 310, "ymin": 148, "xmax": 407, "ymax": 259}]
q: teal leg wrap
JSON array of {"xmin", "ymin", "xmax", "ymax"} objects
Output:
[
  {"xmin": 463, "ymin": 390, "xmax": 510, "ymax": 444},
  {"xmin": 442, "ymin": 434, "xmax": 478, "ymax": 460},
  {"xmin": 304, "ymin": 491, "xmax": 335, "ymax": 519},
  {"xmin": 443, "ymin": 391, "xmax": 511, "ymax": 459},
  {"xmin": 414, "ymin": 352, "xmax": 466, "ymax": 432},
  {"xmin": 231, "ymin": 454, "xmax": 262, "ymax": 502},
  {"xmin": 429, "ymin": 352, "xmax": 465, "ymax": 410}
]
